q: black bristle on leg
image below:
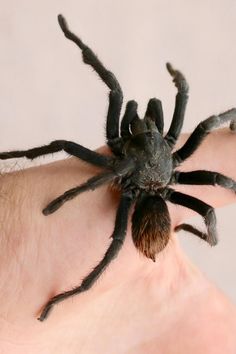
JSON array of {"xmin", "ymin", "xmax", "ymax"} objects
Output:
[
  {"xmin": 38, "ymin": 193, "xmax": 133, "ymax": 321},
  {"xmin": 120, "ymin": 100, "xmax": 138, "ymax": 139},
  {"xmin": 166, "ymin": 189, "xmax": 218, "ymax": 246},
  {"xmin": 42, "ymin": 171, "xmax": 116, "ymax": 215},
  {"xmin": 172, "ymin": 170, "xmax": 236, "ymax": 193},
  {"xmin": 164, "ymin": 63, "xmax": 189, "ymax": 148},
  {"xmin": 173, "ymin": 108, "xmax": 236, "ymax": 166},
  {"xmin": 145, "ymin": 98, "xmax": 164, "ymax": 134},
  {"xmin": 58, "ymin": 14, "xmax": 123, "ymax": 153},
  {"xmin": 175, "ymin": 223, "xmax": 212, "ymax": 244},
  {"xmin": 43, "ymin": 158, "xmax": 135, "ymax": 215},
  {"xmin": 0, "ymin": 140, "xmax": 113, "ymax": 169}
]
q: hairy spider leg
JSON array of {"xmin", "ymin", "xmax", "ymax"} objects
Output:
[
  {"xmin": 144, "ymin": 98, "xmax": 164, "ymax": 135},
  {"xmin": 38, "ymin": 193, "xmax": 133, "ymax": 321},
  {"xmin": 0, "ymin": 140, "xmax": 112, "ymax": 169},
  {"xmin": 166, "ymin": 189, "xmax": 217, "ymax": 246},
  {"xmin": 43, "ymin": 171, "xmax": 116, "ymax": 215},
  {"xmin": 58, "ymin": 15, "xmax": 123, "ymax": 152},
  {"xmin": 120, "ymin": 100, "xmax": 138, "ymax": 139},
  {"xmin": 164, "ymin": 63, "xmax": 189, "ymax": 148},
  {"xmin": 174, "ymin": 224, "xmax": 215, "ymax": 242},
  {"xmin": 173, "ymin": 108, "xmax": 236, "ymax": 167},
  {"xmin": 172, "ymin": 170, "xmax": 236, "ymax": 193},
  {"xmin": 43, "ymin": 157, "xmax": 135, "ymax": 215}
]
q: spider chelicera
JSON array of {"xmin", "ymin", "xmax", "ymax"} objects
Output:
[{"xmin": 1, "ymin": 14, "xmax": 236, "ymax": 321}]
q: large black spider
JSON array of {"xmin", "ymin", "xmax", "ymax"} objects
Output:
[{"xmin": 1, "ymin": 15, "xmax": 236, "ymax": 321}]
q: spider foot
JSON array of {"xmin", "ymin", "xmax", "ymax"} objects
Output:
[
  {"xmin": 42, "ymin": 185, "xmax": 80, "ymax": 215},
  {"xmin": 42, "ymin": 197, "xmax": 65, "ymax": 215},
  {"xmin": 37, "ymin": 303, "xmax": 53, "ymax": 322},
  {"xmin": 166, "ymin": 62, "xmax": 189, "ymax": 93},
  {"xmin": 37, "ymin": 290, "xmax": 70, "ymax": 321},
  {"xmin": 175, "ymin": 222, "xmax": 218, "ymax": 247},
  {"xmin": 58, "ymin": 14, "xmax": 68, "ymax": 34},
  {"xmin": 58, "ymin": 14, "xmax": 85, "ymax": 50}
]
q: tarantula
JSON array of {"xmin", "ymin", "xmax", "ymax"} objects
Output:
[{"xmin": 1, "ymin": 14, "xmax": 236, "ymax": 321}]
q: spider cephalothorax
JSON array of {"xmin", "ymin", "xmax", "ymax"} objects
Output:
[{"xmin": 1, "ymin": 14, "xmax": 236, "ymax": 321}]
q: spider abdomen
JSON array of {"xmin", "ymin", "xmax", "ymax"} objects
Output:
[{"xmin": 132, "ymin": 194, "xmax": 171, "ymax": 261}]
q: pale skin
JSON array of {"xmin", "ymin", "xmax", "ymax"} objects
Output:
[{"xmin": 0, "ymin": 129, "xmax": 236, "ymax": 354}]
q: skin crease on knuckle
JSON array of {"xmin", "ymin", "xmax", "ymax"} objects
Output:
[{"xmin": 0, "ymin": 14, "xmax": 236, "ymax": 354}]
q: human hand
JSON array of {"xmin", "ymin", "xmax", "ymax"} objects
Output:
[{"xmin": 0, "ymin": 129, "xmax": 236, "ymax": 354}]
